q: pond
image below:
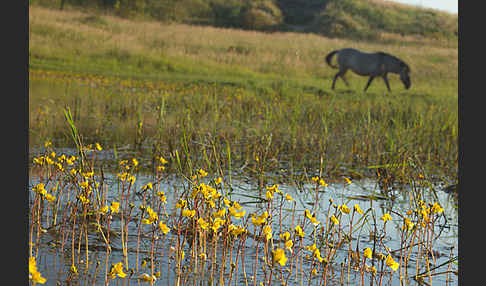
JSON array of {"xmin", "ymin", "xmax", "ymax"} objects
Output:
[{"xmin": 28, "ymin": 149, "xmax": 457, "ymax": 286}]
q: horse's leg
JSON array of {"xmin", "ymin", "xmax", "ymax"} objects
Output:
[
  {"xmin": 332, "ymin": 69, "xmax": 348, "ymax": 90},
  {"xmin": 382, "ymin": 74, "xmax": 391, "ymax": 92},
  {"xmin": 340, "ymin": 71, "xmax": 350, "ymax": 87},
  {"xmin": 364, "ymin": 76, "xmax": 376, "ymax": 91}
]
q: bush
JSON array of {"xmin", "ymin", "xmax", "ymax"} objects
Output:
[{"xmin": 240, "ymin": 0, "xmax": 283, "ymax": 31}]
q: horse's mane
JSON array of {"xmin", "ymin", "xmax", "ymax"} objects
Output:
[{"xmin": 376, "ymin": 51, "xmax": 410, "ymax": 73}]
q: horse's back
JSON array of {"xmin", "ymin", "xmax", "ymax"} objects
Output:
[{"xmin": 337, "ymin": 48, "xmax": 381, "ymax": 76}]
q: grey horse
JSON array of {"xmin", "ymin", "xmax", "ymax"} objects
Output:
[{"xmin": 325, "ymin": 48, "xmax": 411, "ymax": 92}]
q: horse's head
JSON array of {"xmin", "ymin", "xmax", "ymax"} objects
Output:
[{"xmin": 399, "ymin": 64, "xmax": 411, "ymax": 89}]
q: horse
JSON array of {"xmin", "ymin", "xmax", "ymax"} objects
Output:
[{"xmin": 325, "ymin": 48, "xmax": 411, "ymax": 92}]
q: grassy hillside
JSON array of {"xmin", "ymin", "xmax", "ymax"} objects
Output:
[{"xmin": 31, "ymin": 0, "xmax": 457, "ymax": 43}]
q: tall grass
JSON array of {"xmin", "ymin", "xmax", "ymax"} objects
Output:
[{"xmin": 29, "ymin": 5, "xmax": 457, "ymax": 183}]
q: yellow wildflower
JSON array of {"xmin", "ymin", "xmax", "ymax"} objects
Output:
[
  {"xmin": 214, "ymin": 177, "xmax": 222, "ymax": 185},
  {"xmin": 44, "ymin": 141, "xmax": 52, "ymax": 148},
  {"xmin": 295, "ymin": 225, "xmax": 305, "ymax": 238},
  {"xmin": 330, "ymin": 215, "xmax": 339, "ymax": 225},
  {"xmin": 313, "ymin": 248, "xmax": 324, "ymax": 263},
  {"xmin": 285, "ymin": 193, "xmax": 294, "ymax": 201},
  {"xmin": 100, "ymin": 205, "xmax": 109, "ymax": 215},
  {"xmin": 110, "ymin": 201, "xmax": 120, "ymax": 214},
  {"xmin": 251, "ymin": 211, "xmax": 268, "ymax": 226},
  {"xmin": 132, "ymin": 158, "xmax": 139, "ymax": 167},
  {"xmin": 263, "ymin": 225, "xmax": 272, "ymax": 241},
  {"xmin": 344, "ymin": 177, "xmax": 352, "ymax": 184},
  {"xmin": 175, "ymin": 199, "xmax": 187, "ymax": 209},
  {"xmin": 285, "ymin": 239, "xmax": 293, "ymax": 252},
  {"xmin": 403, "ymin": 218, "xmax": 414, "ymax": 231},
  {"xmin": 305, "ymin": 243, "xmax": 317, "ymax": 252},
  {"xmin": 198, "ymin": 218, "xmax": 209, "ymax": 230},
  {"xmin": 265, "ymin": 190, "xmax": 274, "ymax": 200},
  {"xmin": 363, "ymin": 248, "xmax": 372, "ymax": 259},
  {"xmin": 213, "ymin": 208, "xmax": 226, "ymax": 218},
  {"xmin": 159, "ymin": 156, "xmax": 168, "ymax": 165},
  {"xmin": 198, "ymin": 169, "xmax": 208, "ymax": 177},
  {"xmin": 319, "ymin": 179, "xmax": 328, "ymax": 187},
  {"xmin": 159, "ymin": 222, "xmax": 170, "ymax": 234},
  {"xmin": 385, "ymin": 254, "xmax": 400, "ymax": 271},
  {"xmin": 211, "ymin": 217, "xmax": 225, "ymax": 232},
  {"xmin": 109, "ymin": 262, "xmax": 127, "ymax": 279},
  {"xmin": 381, "ymin": 213, "xmax": 392, "ymax": 223},
  {"xmin": 29, "ymin": 257, "xmax": 47, "ymax": 284},
  {"xmin": 354, "ymin": 204, "xmax": 364, "ymax": 215},
  {"xmin": 338, "ymin": 204, "xmax": 350, "ymax": 214},
  {"xmin": 95, "ymin": 143, "xmax": 102, "ymax": 151},
  {"xmin": 279, "ymin": 231, "xmax": 290, "ymax": 241},
  {"xmin": 272, "ymin": 248, "xmax": 287, "ymax": 266},
  {"xmin": 431, "ymin": 202, "xmax": 444, "ymax": 214},
  {"xmin": 70, "ymin": 264, "xmax": 78, "ymax": 275},
  {"xmin": 182, "ymin": 209, "xmax": 195, "ymax": 218},
  {"xmin": 157, "ymin": 191, "xmax": 167, "ymax": 203},
  {"xmin": 229, "ymin": 206, "xmax": 246, "ymax": 219}
]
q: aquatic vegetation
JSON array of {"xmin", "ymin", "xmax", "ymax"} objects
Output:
[{"xmin": 29, "ymin": 138, "xmax": 457, "ymax": 286}]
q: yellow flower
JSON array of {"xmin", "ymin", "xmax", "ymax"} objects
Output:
[
  {"xmin": 142, "ymin": 206, "xmax": 158, "ymax": 224},
  {"xmin": 182, "ymin": 209, "xmax": 195, "ymax": 218},
  {"xmin": 363, "ymin": 248, "xmax": 372, "ymax": 259},
  {"xmin": 213, "ymin": 208, "xmax": 227, "ymax": 218},
  {"xmin": 132, "ymin": 158, "xmax": 139, "ymax": 167},
  {"xmin": 285, "ymin": 239, "xmax": 293, "ymax": 252},
  {"xmin": 159, "ymin": 156, "xmax": 168, "ymax": 165},
  {"xmin": 265, "ymin": 190, "xmax": 274, "ymax": 200},
  {"xmin": 311, "ymin": 176, "xmax": 319, "ymax": 182},
  {"xmin": 45, "ymin": 193, "xmax": 56, "ymax": 202},
  {"xmin": 211, "ymin": 217, "xmax": 225, "ymax": 232},
  {"xmin": 381, "ymin": 213, "xmax": 392, "ymax": 223},
  {"xmin": 330, "ymin": 215, "xmax": 339, "ymax": 225},
  {"xmin": 95, "ymin": 143, "xmax": 102, "ymax": 151},
  {"xmin": 100, "ymin": 205, "xmax": 109, "ymax": 215},
  {"xmin": 176, "ymin": 199, "xmax": 187, "ymax": 209},
  {"xmin": 229, "ymin": 224, "xmax": 246, "ymax": 237},
  {"xmin": 338, "ymin": 204, "xmax": 350, "ymax": 214},
  {"xmin": 295, "ymin": 225, "xmax": 305, "ymax": 238},
  {"xmin": 33, "ymin": 183, "xmax": 47, "ymax": 196},
  {"xmin": 251, "ymin": 211, "xmax": 268, "ymax": 226},
  {"xmin": 29, "ymin": 257, "xmax": 47, "ymax": 284},
  {"xmin": 263, "ymin": 225, "xmax": 272, "ymax": 241},
  {"xmin": 272, "ymin": 248, "xmax": 287, "ymax": 266},
  {"xmin": 79, "ymin": 194, "xmax": 90, "ymax": 205},
  {"xmin": 385, "ymin": 254, "xmax": 400, "ymax": 271},
  {"xmin": 354, "ymin": 204, "xmax": 364, "ymax": 215},
  {"xmin": 344, "ymin": 177, "xmax": 352, "ymax": 184},
  {"xmin": 198, "ymin": 218, "xmax": 209, "ymax": 230},
  {"xmin": 214, "ymin": 177, "xmax": 222, "ymax": 185},
  {"xmin": 198, "ymin": 169, "xmax": 208, "ymax": 177},
  {"xmin": 109, "ymin": 262, "xmax": 127, "ymax": 279},
  {"xmin": 110, "ymin": 201, "xmax": 120, "ymax": 214},
  {"xmin": 159, "ymin": 222, "xmax": 170, "ymax": 234},
  {"xmin": 285, "ymin": 193, "xmax": 294, "ymax": 201},
  {"xmin": 431, "ymin": 202, "xmax": 444, "ymax": 214},
  {"xmin": 127, "ymin": 175, "xmax": 136, "ymax": 185},
  {"xmin": 319, "ymin": 179, "xmax": 328, "ymax": 187},
  {"xmin": 44, "ymin": 141, "xmax": 52, "ymax": 148},
  {"xmin": 157, "ymin": 191, "xmax": 167, "ymax": 204},
  {"xmin": 70, "ymin": 263, "xmax": 78, "ymax": 275},
  {"xmin": 403, "ymin": 218, "xmax": 414, "ymax": 231},
  {"xmin": 313, "ymin": 248, "xmax": 325, "ymax": 263},
  {"xmin": 142, "ymin": 182, "xmax": 153, "ymax": 191},
  {"xmin": 279, "ymin": 231, "xmax": 290, "ymax": 241},
  {"xmin": 229, "ymin": 207, "xmax": 246, "ymax": 219},
  {"xmin": 233, "ymin": 201, "xmax": 243, "ymax": 210}
]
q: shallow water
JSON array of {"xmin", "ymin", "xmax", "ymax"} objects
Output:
[{"xmin": 29, "ymin": 169, "xmax": 457, "ymax": 286}]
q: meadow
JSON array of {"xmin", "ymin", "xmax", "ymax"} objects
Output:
[{"xmin": 29, "ymin": 4, "xmax": 458, "ymax": 286}]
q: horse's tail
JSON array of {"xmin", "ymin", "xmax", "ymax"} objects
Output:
[{"xmin": 325, "ymin": 50, "xmax": 339, "ymax": 69}]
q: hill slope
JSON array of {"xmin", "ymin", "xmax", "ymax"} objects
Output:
[{"xmin": 34, "ymin": 0, "xmax": 457, "ymax": 43}]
